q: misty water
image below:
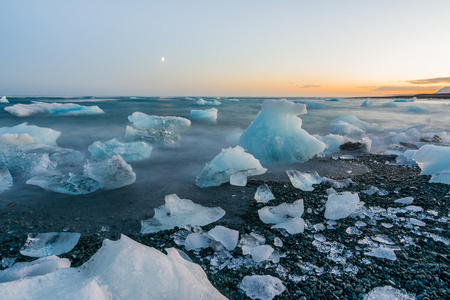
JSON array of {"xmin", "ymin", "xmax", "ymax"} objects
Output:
[{"xmin": 1, "ymin": 96, "xmax": 450, "ymax": 234}]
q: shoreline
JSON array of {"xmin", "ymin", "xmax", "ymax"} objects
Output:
[{"xmin": 1, "ymin": 153, "xmax": 449, "ymax": 299}]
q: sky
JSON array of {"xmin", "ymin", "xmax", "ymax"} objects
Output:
[{"xmin": 1, "ymin": 0, "xmax": 450, "ymax": 97}]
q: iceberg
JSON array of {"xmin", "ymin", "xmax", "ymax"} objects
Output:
[
  {"xmin": 126, "ymin": 112, "xmax": 191, "ymax": 146},
  {"xmin": 258, "ymin": 199, "xmax": 304, "ymax": 224},
  {"xmin": 361, "ymin": 99, "xmax": 374, "ymax": 107},
  {"xmin": 239, "ymin": 275, "xmax": 286, "ymax": 300},
  {"xmin": 0, "ymin": 166, "xmax": 13, "ymax": 193},
  {"xmin": 193, "ymin": 99, "xmax": 221, "ymax": 106},
  {"xmin": 88, "ymin": 138, "xmax": 152, "ymax": 162},
  {"xmin": 208, "ymin": 225, "xmax": 239, "ymax": 251},
  {"xmin": 0, "ymin": 256, "xmax": 71, "ymax": 283},
  {"xmin": 20, "ymin": 232, "xmax": 81, "ymax": 257},
  {"xmin": 27, "ymin": 173, "xmax": 100, "ymax": 195},
  {"xmin": 286, "ymin": 170, "xmax": 322, "ymax": 191},
  {"xmin": 141, "ymin": 194, "xmax": 225, "ymax": 234},
  {"xmin": 1, "ymin": 235, "xmax": 226, "ymax": 300},
  {"xmin": 4, "ymin": 102, "xmax": 104, "ymax": 117},
  {"xmin": 324, "ymin": 192, "xmax": 360, "ymax": 220},
  {"xmin": 84, "ymin": 155, "xmax": 136, "ymax": 190},
  {"xmin": 195, "ymin": 146, "xmax": 267, "ymax": 188},
  {"xmin": 412, "ymin": 145, "xmax": 450, "ymax": 184},
  {"xmin": 189, "ymin": 108, "xmax": 218, "ymax": 123},
  {"xmin": 0, "ymin": 123, "xmax": 61, "ymax": 147},
  {"xmin": 239, "ymin": 99, "xmax": 325, "ymax": 165},
  {"xmin": 331, "ymin": 114, "xmax": 384, "ymax": 133},
  {"xmin": 0, "ymin": 96, "xmax": 9, "ymax": 103},
  {"xmin": 363, "ymin": 286, "xmax": 415, "ymax": 300},
  {"xmin": 254, "ymin": 183, "xmax": 276, "ymax": 203}
]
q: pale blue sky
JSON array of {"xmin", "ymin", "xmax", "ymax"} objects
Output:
[{"xmin": 1, "ymin": 0, "xmax": 450, "ymax": 96}]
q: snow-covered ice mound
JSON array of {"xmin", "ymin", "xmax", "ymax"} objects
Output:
[
  {"xmin": 0, "ymin": 123, "xmax": 61, "ymax": 147},
  {"xmin": 239, "ymin": 275, "xmax": 286, "ymax": 300},
  {"xmin": 141, "ymin": 194, "xmax": 225, "ymax": 234},
  {"xmin": 0, "ymin": 235, "xmax": 226, "ymax": 300},
  {"xmin": 195, "ymin": 146, "xmax": 266, "ymax": 188},
  {"xmin": 413, "ymin": 144, "xmax": 450, "ymax": 184},
  {"xmin": 4, "ymin": 102, "xmax": 104, "ymax": 117},
  {"xmin": 239, "ymin": 99, "xmax": 325, "ymax": 165},
  {"xmin": 88, "ymin": 138, "xmax": 152, "ymax": 162},
  {"xmin": 84, "ymin": 155, "xmax": 136, "ymax": 190},
  {"xmin": 190, "ymin": 108, "xmax": 218, "ymax": 123},
  {"xmin": 20, "ymin": 232, "xmax": 81, "ymax": 257},
  {"xmin": 126, "ymin": 112, "xmax": 191, "ymax": 146},
  {"xmin": 324, "ymin": 192, "xmax": 360, "ymax": 220},
  {"xmin": 27, "ymin": 173, "xmax": 100, "ymax": 195}
]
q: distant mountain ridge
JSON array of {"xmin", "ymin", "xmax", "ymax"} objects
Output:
[{"xmin": 435, "ymin": 87, "xmax": 450, "ymax": 94}]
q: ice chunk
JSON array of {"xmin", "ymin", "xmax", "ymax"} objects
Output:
[
  {"xmin": 363, "ymin": 286, "xmax": 415, "ymax": 300},
  {"xmin": 409, "ymin": 218, "xmax": 426, "ymax": 226},
  {"xmin": 331, "ymin": 114, "xmax": 384, "ymax": 133},
  {"xmin": 208, "ymin": 225, "xmax": 239, "ymax": 251},
  {"xmin": 229, "ymin": 170, "xmax": 249, "ymax": 186},
  {"xmin": 258, "ymin": 199, "xmax": 304, "ymax": 224},
  {"xmin": 364, "ymin": 247, "xmax": 397, "ymax": 261},
  {"xmin": 314, "ymin": 134, "xmax": 346, "ymax": 154},
  {"xmin": 0, "ymin": 123, "xmax": 61, "ymax": 146},
  {"xmin": 251, "ymin": 245, "xmax": 274, "ymax": 262},
  {"xmin": 0, "ymin": 133, "xmax": 34, "ymax": 146},
  {"xmin": 89, "ymin": 138, "xmax": 152, "ymax": 162},
  {"xmin": 363, "ymin": 186, "xmax": 388, "ymax": 196},
  {"xmin": 271, "ymin": 217, "xmax": 305, "ymax": 234},
  {"xmin": 0, "ymin": 96, "xmax": 9, "ymax": 103},
  {"xmin": 254, "ymin": 183, "xmax": 276, "ymax": 203},
  {"xmin": 184, "ymin": 233, "xmax": 210, "ymax": 251},
  {"xmin": 0, "ymin": 144, "xmax": 56, "ymax": 176},
  {"xmin": 0, "ymin": 256, "xmax": 70, "ymax": 283},
  {"xmin": 239, "ymin": 99, "xmax": 325, "ymax": 165},
  {"xmin": 189, "ymin": 108, "xmax": 218, "ymax": 123},
  {"xmin": 321, "ymin": 177, "xmax": 353, "ymax": 189},
  {"xmin": 141, "ymin": 194, "xmax": 225, "ymax": 234},
  {"xmin": 329, "ymin": 120, "xmax": 365, "ymax": 137},
  {"xmin": 413, "ymin": 145, "xmax": 450, "ymax": 175},
  {"xmin": 80, "ymin": 235, "xmax": 226, "ymax": 299},
  {"xmin": 324, "ymin": 192, "xmax": 360, "ymax": 220},
  {"xmin": 287, "ymin": 170, "xmax": 322, "ymax": 191},
  {"xmin": 195, "ymin": 146, "xmax": 266, "ymax": 188},
  {"xmin": 273, "ymin": 237, "xmax": 283, "ymax": 247},
  {"xmin": 27, "ymin": 173, "xmax": 100, "ymax": 195},
  {"xmin": 20, "ymin": 232, "xmax": 81, "ymax": 257},
  {"xmin": 84, "ymin": 155, "xmax": 136, "ymax": 190},
  {"xmin": 193, "ymin": 99, "xmax": 221, "ymax": 106},
  {"xmin": 361, "ymin": 99, "xmax": 374, "ymax": 107},
  {"xmin": 126, "ymin": 112, "xmax": 191, "ymax": 146},
  {"xmin": 401, "ymin": 106, "xmax": 428, "ymax": 113},
  {"xmin": 238, "ymin": 233, "xmax": 266, "ymax": 255},
  {"xmin": 239, "ymin": 275, "xmax": 286, "ymax": 300},
  {"xmin": 0, "ymin": 166, "xmax": 13, "ymax": 193},
  {"xmin": 372, "ymin": 235, "xmax": 395, "ymax": 245},
  {"xmin": 394, "ymin": 197, "xmax": 414, "ymax": 205},
  {"xmin": 4, "ymin": 102, "xmax": 104, "ymax": 117}
]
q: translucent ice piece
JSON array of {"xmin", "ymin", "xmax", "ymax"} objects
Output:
[
  {"xmin": 20, "ymin": 232, "xmax": 81, "ymax": 258},
  {"xmin": 251, "ymin": 245, "xmax": 274, "ymax": 263},
  {"xmin": 89, "ymin": 138, "xmax": 152, "ymax": 162},
  {"xmin": 363, "ymin": 286, "xmax": 415, "ymax": 300},
  {"xmin": 84, "ymin": 155, "xmax": 136, "ymax": 190},
  {"xmin": 141, "ymin": 194, "xmax": 225, "ymax": 234},
  {"xmin": 27, "ymin": 173, "xmax": 100, "ymax": 195},
  {"xmin": 254, "ymin": 183, "xmax": 275, "ymax": 203},
  {"xmin": 286, "ymin": 170, "xmax": 322, "ymax": 191},
  {"xmin": 324, "ymin": 192, "xmax": 360, "ymax": 220},
  {"xmin": 184, "ymin": 233, "xmax": 210, "ymax": 251},
  {"xmin": 258, "ymin": 199, "xmax": 304, "ymax": 224},
  {"xmin": 364, "ymin": 247, "xmax": 397, "ymax": 261},
  {"xmin": 239, "ymin": 275, "xmax": 286, "ymax": 300},
  {"xmin": 208, "ymin": 225, "xmax": 239, "ymax": 251},
  {"xmin": 271, "ymin": 217, "xmax": 305, "ymax": 234}
]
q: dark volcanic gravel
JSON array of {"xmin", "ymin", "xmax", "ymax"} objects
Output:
[{"xmin": 1, "ymin": 154, "xmax": 449, "ymax": 299}]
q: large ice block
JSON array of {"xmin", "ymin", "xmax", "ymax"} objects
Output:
[
  {"xmin": 128, "ymin": 112, "xmax": 191, "ymax": 130},
  {"xmin": 413, "ymin": 145, "xmax": 450, "ymax": 184},
  {"xmin": 189, "ymin": 108, "xmax": 218, "ymax": 123},
  {"xmin": 20, "ymin": 232, "xmax": 81, "ymax": 257},
  {"xmin": 239, "ymin": 99, "xmax": 325, "ymax": 165},
  {"xmin": 0, "ymin": 123, "xmax": 61, "ymax": 147},
  {"xmin": 4, "ymin": 102, "xmax": 104, "ymax": 117},
  {"xmin": 84, "ymin": 155, "xmax": 136, "ymax": 190},
  {"xmin": 89, "ymin": 138, "xmax": 152, "ymax": 162},
  {"xmin": 195, "ymin": 146, "xmax": 267, "ymax": 188},
  {"xmin": 141, "ymin": 194, "xmax": 225, "ymax": 234},
  {"xmin": 324, "ymin": 192, "xmax": 360, "ymax": 220}
]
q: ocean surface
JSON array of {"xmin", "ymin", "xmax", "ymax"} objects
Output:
[{"xmin": 1, "ymin": 96, "xmax": 450, "ymax": 234}]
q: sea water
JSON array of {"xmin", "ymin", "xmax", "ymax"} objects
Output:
[{"xmin": 1, "ymin": 96, "xmax": 450, "ymax": 234}]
